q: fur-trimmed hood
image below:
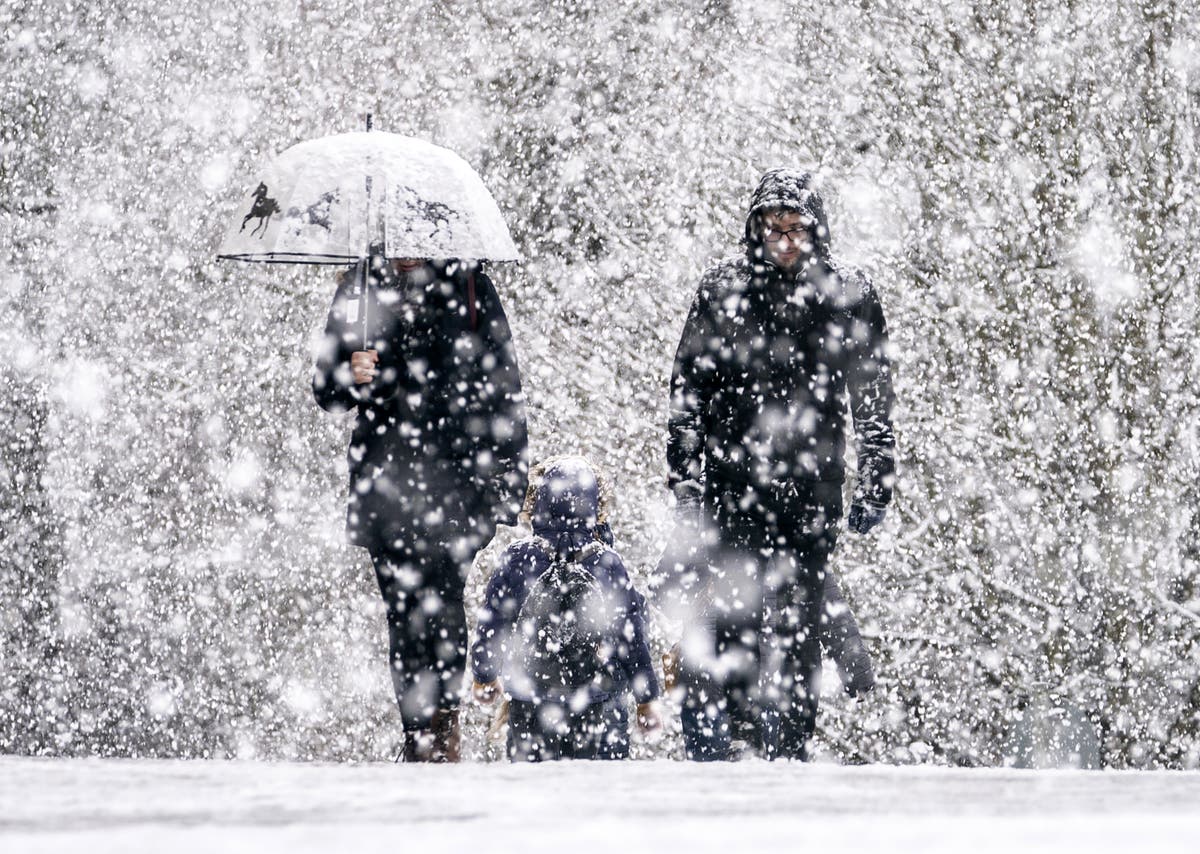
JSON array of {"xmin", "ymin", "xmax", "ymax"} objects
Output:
[{"xmin": 519, "ymin": 455, "xmax": 614, "ymax": 555}]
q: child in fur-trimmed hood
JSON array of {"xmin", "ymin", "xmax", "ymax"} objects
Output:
[{"xmin": 471, "ymin": 455, "xmax": 662, "ymax": 761}]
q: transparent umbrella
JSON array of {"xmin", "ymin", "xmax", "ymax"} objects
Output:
[{"xmin": 217, "ymin": 120, "xmax": 520, "ymax": 338}]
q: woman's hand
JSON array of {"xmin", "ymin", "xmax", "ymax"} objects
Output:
[
  {"xmin": 351, "ymin": 349, "xmax": 378, "ymax": 384},
  {"xmin": 473, "ymin": 679, "xmax": 501, "ymax": 705}
]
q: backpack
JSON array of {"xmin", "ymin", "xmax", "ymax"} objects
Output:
[{"xmin": 518, "ymin": 540, "xmax": 614, "ymax": 702}]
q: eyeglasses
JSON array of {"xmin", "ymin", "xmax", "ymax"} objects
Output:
[{"xmin": 762, "ymin": 224, "xmax": 814, "ymax": 244}]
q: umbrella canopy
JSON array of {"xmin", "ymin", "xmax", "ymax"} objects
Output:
[{"xmin": 217, "ymin": 132, "xmax": 520, "ymax": 264}]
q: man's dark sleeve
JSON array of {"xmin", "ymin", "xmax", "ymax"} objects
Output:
[
  {"xmin": 474, "ymin": 274, "xmax": 530, "ymax": 526},
  {"xmin": 667, "ymin": 278, "xmax": 721, "ymax": 499},
  {"xmin": 847, "ymin": 277, "xmax": 896, "ymax": 507},
  {"xmin": 821, "ymin": 570, "xmax": 876, "ymax": 695}
]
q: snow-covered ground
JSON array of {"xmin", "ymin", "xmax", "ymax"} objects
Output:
[{"xmin": 2, "ymin": 757, "xmax": 1197, "ymax": 853}]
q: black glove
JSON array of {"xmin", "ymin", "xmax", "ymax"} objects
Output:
[{"xmin": 847, "ymin": 501, "xmax": 887, "ymax": 534}]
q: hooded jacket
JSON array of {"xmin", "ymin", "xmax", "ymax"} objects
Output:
[
  {"xmin": 471, "ymin": 458, "xmax": 661, "ymax": 705},
  {"xmin": 313, "ymin": 260, "xmax": 529, "ymax": 552},
  {"xmin": 667, "ymin": 169, "xmax": 895, "ymax": 507}
]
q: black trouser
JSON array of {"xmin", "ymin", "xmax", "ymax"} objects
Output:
[
  {"xmin": 680, "ymin": 480, "xmax": 841, "ymax": 761},
  {"xmin": 368, "ymin": 541, "xmax": 469, "ymax": 731},
  {"xmin": 507, "ymin": 698, "xmax": 630, "ymax": 762}
]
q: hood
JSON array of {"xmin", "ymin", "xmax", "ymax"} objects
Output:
[
  {"xmin": 529, "ymin": 456, "xmax": 601, "ymax": 554},
  {"xmin": 743, "ymin": 168, "xmax": 832, "ymax": 264}
]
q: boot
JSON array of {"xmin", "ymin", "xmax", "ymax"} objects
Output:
[
  {"xmin": 401, "ymin": 730, "xmax": 434, "ymax": 763},
  {"xmin": 430, "ymin": 708, "xmax": 461, "ymax": 763},
  {"xmin": 400, "ymin": 711, "xmax": 460, "ymax": 763}
]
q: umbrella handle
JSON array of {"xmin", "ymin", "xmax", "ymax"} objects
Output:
[{"xmin": 358, "ymin": 256, "xmax": 370, "ymax": 351}]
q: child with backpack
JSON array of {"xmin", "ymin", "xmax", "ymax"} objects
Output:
[{"xmin": 470, "ymin": 456, "xmax": 662, "ymax": 761}]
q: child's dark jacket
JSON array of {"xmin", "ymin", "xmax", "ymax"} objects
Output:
[{"xmin": 471, "ymin": 461, "xmax": 660, "ymax": 705}]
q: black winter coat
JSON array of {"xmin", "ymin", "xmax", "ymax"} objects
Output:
[
  {"xmin": 668, "ymin": 171, "xmax": 895, "ymax": 507},
  {"xmin": 313, "ymin": 261, "xmax": 529, "ymax": 552}
]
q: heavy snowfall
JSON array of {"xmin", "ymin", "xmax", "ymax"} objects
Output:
[{"xmin": 2, "ymin": 0, "xmax": 1199, "ymax": 847}]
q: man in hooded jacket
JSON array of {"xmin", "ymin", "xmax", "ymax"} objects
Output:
[
  {"xmin": 666, "ymin": 169, "xmax": 895, "ymax": 760},
  {"xmin": 313, "ymin": 257, "xmax": 528, "ymax": 761}
]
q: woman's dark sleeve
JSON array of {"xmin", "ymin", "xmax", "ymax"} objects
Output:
[
  {"xmin": 847, "ymin": 276, "xmax": 896, "ymax": 507},
  {"xmin": 667, "ymin": 276, "xmax": 721, "ymax": 500},
  {"xmin": 473, "ymin": 273, "xmax": 530, "ymax": 526},
  {"xmin": 312, "ymin": 272, "xmax": 361, "ymax": 413},
  {"xmin": 605, "ymin": 553, "xmax": 661, "ymax": 704},
  {"xmin": 314, "ymin": 266, "xmax": 431, "ymax": 412}
]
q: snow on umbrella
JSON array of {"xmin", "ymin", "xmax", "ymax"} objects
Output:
[{"xmin": 217, "ymin": 130, "xmax": 520, "ymax": 264}]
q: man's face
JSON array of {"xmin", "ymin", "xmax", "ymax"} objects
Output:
[{"xmin": 760, "ymin": 209, "xmax": 816, "ymax": 272}]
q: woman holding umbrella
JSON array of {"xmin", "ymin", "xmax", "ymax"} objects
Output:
[
  {"xmin": 313, "ymin": 253, "xmax": 528, "ymax": 762},
  {"xmin": 220, "ymin": 130, "xmax": 529, "ymax": 762}
]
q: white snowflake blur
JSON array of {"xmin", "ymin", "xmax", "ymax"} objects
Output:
[{"xmin": 1, "ymin": 0, "xmax": 1197, "ymax": 769}]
